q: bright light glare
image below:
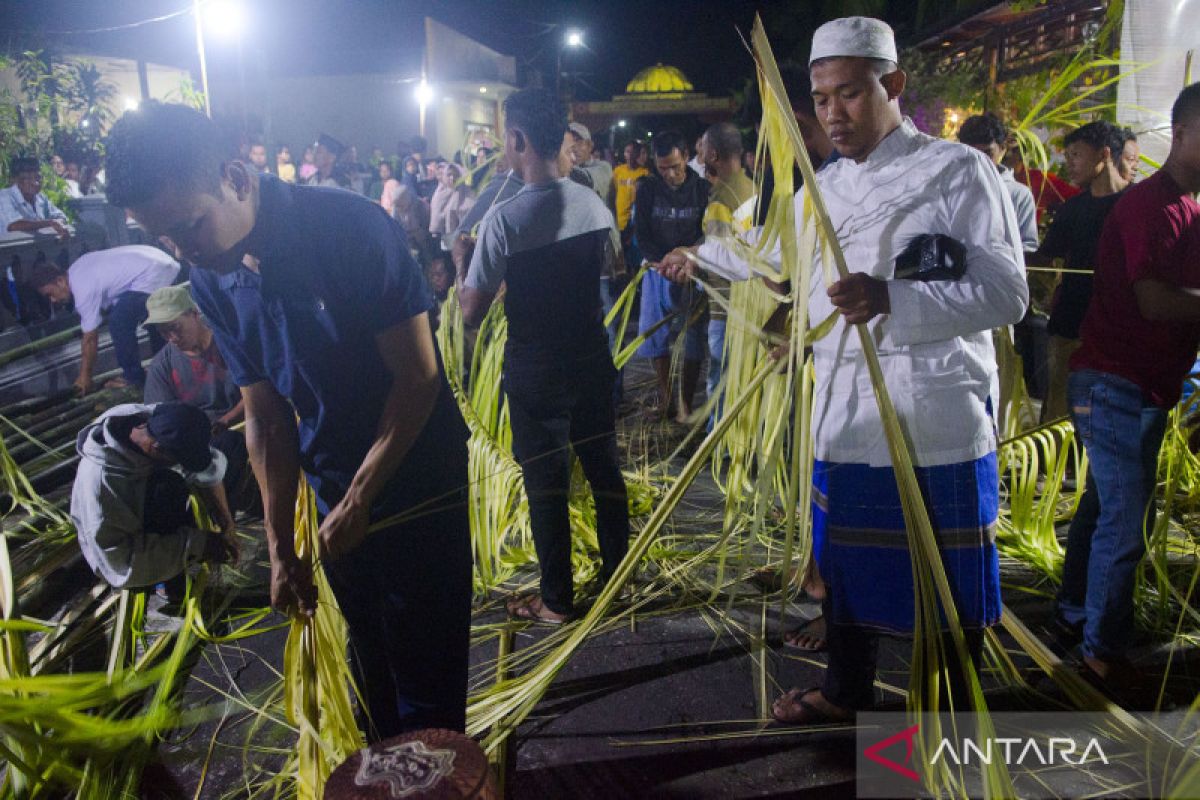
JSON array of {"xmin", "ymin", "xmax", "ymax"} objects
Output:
[
  {"xmin": 479, "ymin": 86, "xmax": 488, "ymax": 93},
  {"xmin": 123, "ymin": 96, "xmax": 139, "ymax": 111},
  {"xmin": 617, "ymin": 119, "xmax": 627, "ymax": 128},
  {"xmin": 203, "ymin": 0, "xmax": 243, "ymax": 38},
  {"xmin": 415, "ymin": 81, "xmax": 434, "ymax": 106},
  {"xmin": 565, "ymin": 30, "xmax": 583, "ymax": 47}
]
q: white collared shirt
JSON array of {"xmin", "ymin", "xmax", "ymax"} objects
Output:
[
  {"xmin": 704, "ymin": 119, "xmax": 1028, "ymax": 467},
  {"xmin": 68, "ymin": 245, "xmax": 181, "ymax": 333}
]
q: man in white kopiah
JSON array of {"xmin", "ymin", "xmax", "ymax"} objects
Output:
[{"xmin": 662, "ymin": 16, "xmax": 1027, "ymax": 724}]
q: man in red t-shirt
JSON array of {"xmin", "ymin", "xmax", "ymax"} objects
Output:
[{"xmin": 1058, "ymin": 83, "xmax": 1200, "ymax": 690}]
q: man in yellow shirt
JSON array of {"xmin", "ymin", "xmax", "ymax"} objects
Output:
[
  {"xmin": 610, "ymin": 139, "xmax": 649, "ymax": 315},
  {"xmin": 611, "ymin": 140, "xmax": 648, "ymax": 232}
]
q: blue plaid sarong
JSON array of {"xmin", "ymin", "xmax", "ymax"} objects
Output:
[{"xmin": 812, "ymin": 453, "xmax": 1002, "ymax": 635}]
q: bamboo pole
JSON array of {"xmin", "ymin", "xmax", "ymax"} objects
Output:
[{"xmin": 0, "ymin": 326, "xmax": 82, "ymax": 368}]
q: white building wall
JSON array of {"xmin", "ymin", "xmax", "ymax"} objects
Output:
[{"xmin": 1117, "ymin": 0, "xmax": 1200, "ymax": 167}]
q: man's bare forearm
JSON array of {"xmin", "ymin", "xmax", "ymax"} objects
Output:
[
  {"xmin": 79, "ymin": 330, "xmax": 99, "ymax": 382},
  {"xmin": 220, "ymin": 398, "xmax": 246, "ymax": 427},
  {"xmin": 6, "ymin": 219, "xmax": 54, "ymax": 233},
  {"xmin": 245, "ymin": 392, "xmax": 301, "ymax": 560},
  {"xmin": 457, "ymin": 282, "xmax": 496, "ymax": 327},
  {"xmin": 197, "ymin": 481, "xmax": 235, "ymax": 533},
  {"xmin": 763, "ymin": 303, "xmax": 790, "ymax": 341},
  {"xmin": 344, "ymin": 371, "xmax": 438, "ymax": 513},
  {"xmin": 344, "ymin": 319, "xmax": 441, "ymax": 512},
  {"xmin": 1135, "ymin": 279, "xmax": 1200, "ymax": 323}
]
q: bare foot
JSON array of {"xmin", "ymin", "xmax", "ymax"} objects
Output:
[{"xmin": 782, "ymin": 615, "xmax": 826, "ymax": 651}]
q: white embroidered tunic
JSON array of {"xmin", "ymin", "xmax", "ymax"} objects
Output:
[{"xmin": 704, "ymin": 119, "xmax": 1028, "ymax": 468}]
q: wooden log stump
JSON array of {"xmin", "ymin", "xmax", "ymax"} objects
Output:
[{"xmin": 324, "ymin": 728, "xmax": 497, "ymax": 800}]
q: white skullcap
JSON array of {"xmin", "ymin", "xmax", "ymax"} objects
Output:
[{"xmin": 809, "ymin": 17, "xmax": 898, "ymax": 66}]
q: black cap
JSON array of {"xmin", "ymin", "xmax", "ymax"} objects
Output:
[
  {"xmin": 147, "ymin": 403, "xmax": 213, "ymax": 472},
  {"xmin": 315, "ymin": 133, "xmax": 347, "ymax": 157}
]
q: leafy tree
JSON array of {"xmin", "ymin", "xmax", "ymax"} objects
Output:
[
  {"xmin": 0, "ymin": 50, "xmax": 116, "ymax": 217},
  {"xmin": 64, "ymin": 61, "xmax": 117, "ymax": 136}
]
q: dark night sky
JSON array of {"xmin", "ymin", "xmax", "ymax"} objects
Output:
[{"xmin": 2, "ymin": 1, "xmax": 928, "ymax": 100}]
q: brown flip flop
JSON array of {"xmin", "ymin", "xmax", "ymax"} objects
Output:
[
  {"xmin": 505, "ymin": 594, "xmax": 573, "ymax": 625},
  {"xmin": 770, "ymin": 686, "xmax": 853, "ymax": 726}
]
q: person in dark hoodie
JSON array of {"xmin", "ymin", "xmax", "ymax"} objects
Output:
[
  {"xmin": 634, "ymin": 129, "xmax": 709, "ymax": 422},
  {"xmin": 71, "ymin": 402, "xmax": 238, "ymax": 591}
]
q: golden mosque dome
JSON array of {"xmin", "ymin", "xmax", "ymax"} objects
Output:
[{"xmin": 625, "ymin": 63, "xmax": 695, "ymax": 94}]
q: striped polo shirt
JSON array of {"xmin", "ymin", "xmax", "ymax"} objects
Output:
[{"xmin": 465, "ymin": 177, "xmax": 619, "ymax": 360}]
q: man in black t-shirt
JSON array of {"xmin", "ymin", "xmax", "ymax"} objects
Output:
[{"xmin": 1028, "ymin": 121, "xmax": 1130, "ymax": 422}]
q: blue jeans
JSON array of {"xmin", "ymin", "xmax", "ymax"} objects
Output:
[
  {"xmin": 706, "ymin": 318, "xmax": 726, "ymax": 431},
  {"xmin": 108, "ymin": 291, "xmax": 163, "ymax": 386},
  {"xmin": 636, "ymin": 270, "xmax": 706, "ymax": 361},
  {"xmin": 1057, "ymin": 369, "xmax": 1168, "ymax": 660}
]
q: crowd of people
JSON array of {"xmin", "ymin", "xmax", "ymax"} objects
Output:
[{"xmin": 10, "ymin": 10, "xmax": 1197, "ymax": 752}]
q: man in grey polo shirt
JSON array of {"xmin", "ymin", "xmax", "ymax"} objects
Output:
[{"xmin": 458, "ymin": 89, "xmax": 629, "ymax": 624}]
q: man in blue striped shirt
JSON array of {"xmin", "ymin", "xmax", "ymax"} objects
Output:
[{"xmin": 1, "ymin": 157, "xmax": 69, "ymax": 238}]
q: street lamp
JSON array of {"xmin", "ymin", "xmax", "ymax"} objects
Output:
[
  {"xmin": 557, "ymin": 27, "xmax": 585, "ymax": 103},
  {"xmin": 191, "ymin": 0, "xmax": 212, "ymax": 116},
  {"xmin": 203, "ymin": 0, "xmax": 244, "ymax": 38},
  {"xmin": 202, "ymin": 0, "xmax": 249, "ymax": 132},
  {"xmin": 190, "ymin": 0, "xmax": 244, "ymax": 118}
]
